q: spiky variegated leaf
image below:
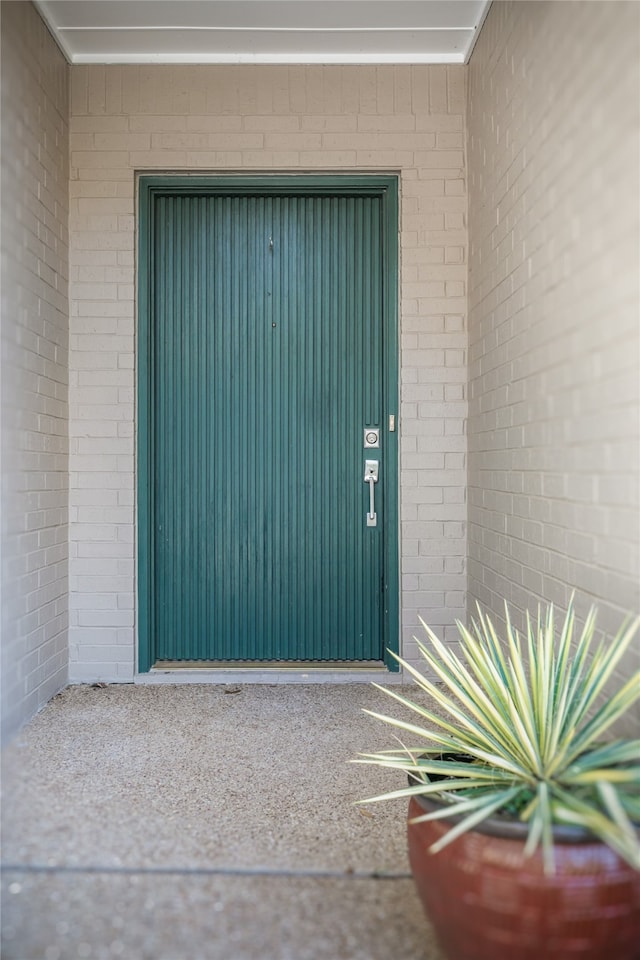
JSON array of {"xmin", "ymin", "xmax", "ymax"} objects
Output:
[{"xmin": 356, "ymin": 600, "xmax": 640, "ymax": 874}]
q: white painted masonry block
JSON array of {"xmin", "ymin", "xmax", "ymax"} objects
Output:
[
  {"xmin": 68, "ymin": 63, "xmax": 469, "ymax": 680},
  {"xmin": 467, "ymin": 1, "xmax": 640, "ymax": 724}
]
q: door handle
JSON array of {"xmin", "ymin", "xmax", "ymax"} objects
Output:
[{"xmin": 364, "ymin": 460, "xmax": 379, "ymax": 527}]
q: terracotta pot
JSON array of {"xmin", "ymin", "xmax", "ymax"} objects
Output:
[{"xmin": 407, "ymin": 794, "xmax": 640, "ymax": 960}]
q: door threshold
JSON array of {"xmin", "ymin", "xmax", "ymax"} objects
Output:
[{"xmin": 136, "ymin": 661, "xmax": 402, "ymax": 685}]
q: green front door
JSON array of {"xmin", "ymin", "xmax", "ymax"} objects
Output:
[{"xmin": 138, "ymin": 176, "xmax": 398, "ymax": 670}]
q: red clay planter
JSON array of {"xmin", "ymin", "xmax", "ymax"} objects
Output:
[{"xmin": 407, "ymin": 795, "xmax": 640, "ymax": 960}]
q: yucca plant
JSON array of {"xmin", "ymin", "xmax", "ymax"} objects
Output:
[{"xmin": 357, "ymin": 599, "xmax": 640, "ymax": 874}]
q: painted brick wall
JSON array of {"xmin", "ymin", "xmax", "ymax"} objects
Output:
[
  {"xmin": 68, "ymin": 65, "xmax": 468, "ymax": 680},
  {"xmin": 1, "ymin": 1, "xmax": 70, "ymax": 739},
  {"xmin": 467, "ymin": 1, "xmax": 640, "ymax": 709}
]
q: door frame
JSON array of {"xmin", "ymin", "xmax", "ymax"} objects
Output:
[{"xmin": 137, "ymin": 174, "xmax": 399, "ymax": 673}]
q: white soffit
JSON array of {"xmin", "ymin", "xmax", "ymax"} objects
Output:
[{"xmin": 34, "ymin": 1, "xmax": 491, "ymax": 65}]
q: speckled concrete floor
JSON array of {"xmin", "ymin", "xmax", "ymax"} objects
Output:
[{"xmin": 1, "ymin": 684, "xmax": 445, "ymax": 960}]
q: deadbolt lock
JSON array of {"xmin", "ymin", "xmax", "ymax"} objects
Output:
[{"xmin": 364, "ymin": 428, "xmax": 380, "ymax": 448}]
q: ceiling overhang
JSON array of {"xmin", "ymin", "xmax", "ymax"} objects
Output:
[{"xmin": 34, "ymin": 1, "xmax": 491, "ymax": 65}]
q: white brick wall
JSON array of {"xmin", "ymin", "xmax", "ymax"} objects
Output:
[
  {"xmin": 467, "ymin": 1, "xmax": 640, "ymax": 709},
  {"xmin": 68, "ymin": 65, "xmax": 469, "ymax": 680},
  {"xmin": 1, "ymin": 1, "xmax": 70, "ymax": 739},
  {"xmin": 5, "ymin": 2, "xmax": 636, "ymax": 716}
]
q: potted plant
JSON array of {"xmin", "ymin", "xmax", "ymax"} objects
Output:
[{"xmin": 356, "ymin": 599, "xmax": 640, "ymax": 960}]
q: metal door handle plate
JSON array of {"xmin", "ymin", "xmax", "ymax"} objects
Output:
[
  {"xmin": 364, "ymin": 459, "xmax": 379, "ymax": 527},
  {"xmin": 364, "ymin": 428, "xmax": 380, "ymax": 448}
]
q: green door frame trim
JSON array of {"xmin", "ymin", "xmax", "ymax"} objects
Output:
[{"xmin": 137, "ymin": 174, "xmax": 399, "ymax": 673}]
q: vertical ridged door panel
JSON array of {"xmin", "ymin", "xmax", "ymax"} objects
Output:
[{"xmin": 152, "ymin": 191, "xmax": 384, "ymax": 661}]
